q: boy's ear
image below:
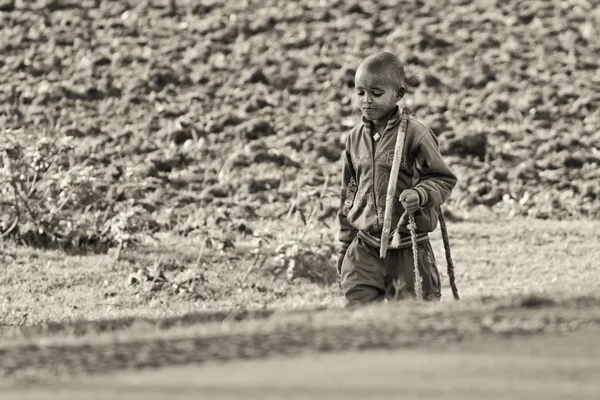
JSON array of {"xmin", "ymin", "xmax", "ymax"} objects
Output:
[{"xmin": 396, "ymin": 86, "xmax": 405, "ymax": 100}]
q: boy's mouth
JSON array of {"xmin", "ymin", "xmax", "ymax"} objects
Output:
[{"xmin": 363, "ymin": 108, "xmax": 379, "ymax": 115}]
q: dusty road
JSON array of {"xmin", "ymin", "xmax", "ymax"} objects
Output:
[{"xmin": 3, "ymin": 329, "xmax": 599, "ymax": 400}]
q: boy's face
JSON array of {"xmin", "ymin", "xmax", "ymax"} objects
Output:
[{"xmin": 354, "ymin": 67, "xmax": 403, "ymax": 122}]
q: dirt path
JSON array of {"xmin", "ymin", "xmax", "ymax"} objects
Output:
[{"xmin": 3, "ymin": 329, "xmax": 599, "ymax": 400}]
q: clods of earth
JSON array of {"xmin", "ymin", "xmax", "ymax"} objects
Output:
[{"xmin": 1, "ymin": 0, "xmax": 599, "ymax": 249}]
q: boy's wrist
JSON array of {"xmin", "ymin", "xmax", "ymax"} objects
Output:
[{"xmin": 414, "ymin": 187, "xmax": 429, "ymax": 207}]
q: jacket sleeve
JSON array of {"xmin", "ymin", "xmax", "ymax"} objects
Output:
[
  {"xmin": 412, "ymin": 130, "xmax": 457, "ymax": 209},
  {"xmin": 338, "ymin": 143, "xmax": 358, "ymax": 255}
]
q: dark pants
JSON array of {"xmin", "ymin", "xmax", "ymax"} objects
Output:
[{"xmin": 340, "ymin": 236, "xmax": 441, "ymax": 306}]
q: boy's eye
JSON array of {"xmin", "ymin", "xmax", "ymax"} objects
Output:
[
  {"xmin": 373, "ymin": 93, "xmax": 382, "ymax": 97},
  {"xmin": 357, "ymin": 90, "xmax": 364, "ymax": 95}
]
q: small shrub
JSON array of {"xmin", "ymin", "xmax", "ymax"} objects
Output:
[{"xmin": 0, "ymin": 129, "xmax": 141, "ymax": 251}]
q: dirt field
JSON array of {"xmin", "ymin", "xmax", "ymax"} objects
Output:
[{"xmin": 2, "ymin": 0, "xmax": 600, "ymax": 252}]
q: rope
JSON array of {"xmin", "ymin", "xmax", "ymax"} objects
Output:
[
  {"xmin": 393, "ymin": 208, "xmax": 459, "ymax": 301},
  {"xmin": 407, "ymin": 212, "xmax": 423, "ymax": 301}
]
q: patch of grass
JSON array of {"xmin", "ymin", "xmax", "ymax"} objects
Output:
[
  {"xmin": 1, "ymin": 217, "xmax": 598, "ymax": 331},
  {"xmin": 0, "ymin": 215, "xmax": 599, "ymax": 383},
  {"xmin": 429, "ymin": 217, "xmax": 600, "ymax": 300},
  {"xmin": 0, "ymin": 227, "xmax": 343, "ymax": 329}
]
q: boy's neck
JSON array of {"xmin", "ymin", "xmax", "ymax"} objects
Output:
[
  {"xmin": 372, "ymin": 120, "xmax": 387, "ymax": 132},
  {"xmin": 371, "ymin": 106, "xmax": 398, "ymax": 131}
]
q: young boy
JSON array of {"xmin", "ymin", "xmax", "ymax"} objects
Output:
[{"xmin": 338, "ymin": 51, "xmax": 457, "ymax": 305}]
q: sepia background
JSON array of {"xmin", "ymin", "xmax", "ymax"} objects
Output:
[{"xmin": 0, "ymin": 0, "xmax": 599, "ymax": 396}]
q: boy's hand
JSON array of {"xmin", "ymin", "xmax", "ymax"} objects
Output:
[{"xmin": 399, "ymin": 189, "xmax": 420, "ymax": 212}]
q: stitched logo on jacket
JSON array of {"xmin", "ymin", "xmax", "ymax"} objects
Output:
[
  {"xmin": 379, "ymin": 150, "xmax": 407, "ymax": 169},
  {"xmin": 342, "ymin": 178, "xmax": 357, "ymax": 216}
]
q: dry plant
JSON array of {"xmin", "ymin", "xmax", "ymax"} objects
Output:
[
  {"xmin": 239, "ymin": 171, "xmax": 338, "ymax": 285},
  {"xmin": 0, "ymin": 129, "xmax": 152, "ymax": 252}
]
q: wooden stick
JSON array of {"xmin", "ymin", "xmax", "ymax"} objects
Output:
[
  {"xmin": 379, "ymin": 111, "xmax": 408, "ymax": 258},
  {"xmin": 438, "ymin": 207, "xmax": 460, "ymax": 300}
]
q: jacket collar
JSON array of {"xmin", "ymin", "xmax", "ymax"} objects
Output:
[{"xmin": 362, "ymin": 106, "xmax": 404, "ymax": 138}]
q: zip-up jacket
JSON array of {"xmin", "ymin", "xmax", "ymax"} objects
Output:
[{"xmin": 338, "ymin": 107, "xmax": 457, "ymax": 256}]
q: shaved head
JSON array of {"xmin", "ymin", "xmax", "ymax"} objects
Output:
[{"xmin": 356, "ymin": 52, "xmax": 406, "ymax": 90}]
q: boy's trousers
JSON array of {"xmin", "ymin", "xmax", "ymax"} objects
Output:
[{"xmin": 340, "ymin": 236, "xmax": 441, "ymax": 305}]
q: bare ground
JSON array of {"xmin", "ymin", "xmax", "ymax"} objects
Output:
[
  {"xmin": 2, "ymin": 328, "xmax": 600, "ymax": 399},
  {"xmin": 0, "ymin": 294, "xmax": 599, "ymax": 385}
]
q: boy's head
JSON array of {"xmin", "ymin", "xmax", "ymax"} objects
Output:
[{"xmin": 354, "ymin": 52, "xmax": 406, "ymax": 122}]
